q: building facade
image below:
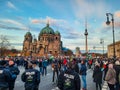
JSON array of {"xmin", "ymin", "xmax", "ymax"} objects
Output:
[
  {"xmin": 75, "ymin": 47, "xmax": 81, "ymax": 58},
  {"xmin": 108, "ymin": 40, "xmax": 120, "ymax": 58},
  {"xmin": 22, "ymin": 23, "xmax": 62, "ymax": 57}
]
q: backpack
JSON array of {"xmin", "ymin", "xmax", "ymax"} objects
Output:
[{"xmin": 63, "ymin": 74, "xmax": 74, "ymax": 90}]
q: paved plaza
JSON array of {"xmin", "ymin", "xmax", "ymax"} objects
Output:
[{"xmin": 14, "ymin": 65, "xmax": 98, "ymax": 90}]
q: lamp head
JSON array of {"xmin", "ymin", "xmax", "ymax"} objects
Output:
[
  {"xmin": 106, "ymin": 13, "xmax": 110, "ymax": 25},
  {"xmin": 106, "ymin": 20, "xmax": 110, "ymax": 25}
]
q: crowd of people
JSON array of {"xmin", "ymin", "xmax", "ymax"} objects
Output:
[
  {"xmin": 92, "ymin": 58, "xmax": 120, "ymax": 90},
  {"xmin": 0, "ymin": 56, "xmax": 120, "ymax": 90}
]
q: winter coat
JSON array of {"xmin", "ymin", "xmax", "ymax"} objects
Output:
[
  {"xmin": 52, "ymin": 60, "xmax": 59, "ymax": 71},
  {"xmin": 21, "ymin": 68, "xmax": 40, "ymax": 89},
  {"xmin": 93, "ymin": 66, "xmax": 102, "ymax": 84},
  {"xmin": 105, "ymin": 68, "xmax": 116, "ymax": 85},
  {"xmin": 114, "ymin": 65, "xmax": 120, "ymax": 84},
  {"xmin": 7, "ymin": 65, "xmax": 20, "ymax": 80},
  {"xmin": 38, "ymin": 60, "xmax": 43, "ymax": 67},
  {"xmin": 74, "ymin": 63, "xmax": 79, "ymax": 74},
  {"xmin": 57, "ymin": 69, "xmax": 81, "ymax": 90},
  {"xmin": 80, "ymin": 64, "xmax": 87, "ymax": 75},
  {"xmin": 42, "ymin": 60, "xmax": 48, "ymax": 67},
  {"xmin": 7, "ymin": 65, "xmax": 20, "ymax": 88},
  {"xmin": 0, "ymin": 66, "xmax": 12, "ymax": 88}
]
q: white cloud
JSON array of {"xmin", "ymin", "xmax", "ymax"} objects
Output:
[
  {"xmin": 115, "ymin": 11, "xmax": 120, "ymax": 18},
  {"xmin": 7, "ymin": 1, "xmax": 18, "ymax": 10},
  {"xmin": 31, "ymin": 16, "xmax": 71, "ymax": 34},
  {"xmin": 71, "ymin": 0, "xmax": 110, "ymax": 19},
  {"xmin": 31, "ymin": 16, "xmax": 68, "ymax": 26},
  {"xmin": 0, "ymin": 19, "xmax": 28, "ymax": 30}
]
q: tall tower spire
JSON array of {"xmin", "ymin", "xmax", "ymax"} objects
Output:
[{"xmin": 84, "ymin": 18, "xmax": 88, "ymax": 53}]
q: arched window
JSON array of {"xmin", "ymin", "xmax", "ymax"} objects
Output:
[
  {"xmin": 56, "ymin": 37, "xmax": 58, "ymax": 40},
  {"xmin": 55, "ymin": 51, "xmax": 57, "ymax": 54}
]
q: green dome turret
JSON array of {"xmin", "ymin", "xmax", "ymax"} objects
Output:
[
  {"xmin": 25, "ymin": 32, "xmax": 32, "ymax": 37},
  {"xmin": 39, "ymin": 24, "xmax": 55, "ymax": 35},
  {"xmin": 55, "ymin": 30, "xmax": 60, "ymax": 35}
]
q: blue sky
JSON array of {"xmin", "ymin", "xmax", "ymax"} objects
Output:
[{"xmin": 0, "ymin": 0, "xmax": 120, "ymax": 53}]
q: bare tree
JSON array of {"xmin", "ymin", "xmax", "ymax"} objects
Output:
[{"xmin": 0, "ymin": 35, "xmax": 10, "ymax": 56}]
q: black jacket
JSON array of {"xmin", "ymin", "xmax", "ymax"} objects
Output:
[
  {"xmin": 0, "ymin": 66, "xmax": 12, "ymax": 88},
  {"xmin": 57, "ymin": 68, "xmax": 81, "ymax": 90},
  {"xmin": 93, "ymin": 66, "xmax": 102, "ymax": 84},
  {"xmin": 114, "ymin": 65, "xmax": 120, "ymax": 83},
  {"xmin": 74, "ymin": 63, "xmax": 79, "ymax": 73},
  {"xmin": 21, "ymin": 68, "xmax": 40, "ymax": 89}
]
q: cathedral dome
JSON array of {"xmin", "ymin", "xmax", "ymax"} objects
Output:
[{"xmin": 39, "ymin": 24, "xmax": 55, "ymax": 35}]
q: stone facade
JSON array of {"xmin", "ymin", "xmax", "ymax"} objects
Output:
[
  {"xmin": 75, "ymin": 47, "xmax": 81, "ymax": 58},
  {"xmin": 108, "ymin": 40, "xmax": 120, "ymax": 58},
  {"xmin": 22, "ymin": 24, "xmax": 62, "ymax": 57}
]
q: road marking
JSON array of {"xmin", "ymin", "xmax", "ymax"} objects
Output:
[
  {"xmin": 102, "ymin": 81, "xmax": 108, "ymax": 90},
  {"xmin": 51, "ymin": 87, "xmax": 60, "ymax": 90}
]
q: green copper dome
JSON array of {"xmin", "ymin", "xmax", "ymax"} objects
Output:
[
  {"xmin": 25, "ymin": 32, "xmax": 32, "ymax": 37},
  {"xmin": 55, "ymin": 30, "xmax": 60, "ymax": 35},
  {"xmin": 40, "ymin": 24, "xmax": 55, "ymax": 35}
]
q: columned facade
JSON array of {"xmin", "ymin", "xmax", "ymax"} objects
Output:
[{"xmin": 108, "ymin": 41, "xmax": 120, "ymax": 58}]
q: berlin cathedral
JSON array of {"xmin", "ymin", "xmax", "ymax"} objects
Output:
[{"xmin": 22, "ymin": 23, "xmax": 62, "ymax": 57}]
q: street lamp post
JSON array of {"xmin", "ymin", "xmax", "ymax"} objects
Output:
[
  {"xmin": 100, "ymin": 39, "xmax": 104, "ymax": 57},
  {"xmin": 106, "ymin": 13, "xmax": 116, "ymax": 58}
]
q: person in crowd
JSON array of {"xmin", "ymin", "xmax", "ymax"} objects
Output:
[
  {"xmin": 24, "ymin": 58, "xmax": 28, "ymax": 70},
  {"xmin": 103, "ymin": 61, "xmax": 108, "ymax": 80},
  {"xmin": 105, "ymin": 63, "xmax": 116, "ymax": 90},
  {"xmin": 19, "ymin": 57, "xmax": 24, "ymax": 66},
  {"xmin": 88, "ymin": 59, "xmax": 92, "ymax": 69},
  {"xmin": 52, "ymin": 59, "xmax": 59, "ymax": 83},
  {"xmin": 42, "ymin": 58, "xmax": 48, "ymax": 76},
  {"xmin": 7, "ymin": 60, "xmax": 20, "ymax": 90},
  {"xmin": 93, "ymin": 63, "xmax": 102, "ymax": 90},
  {"xmin": 21, "ymin": 61, "xmax": 40, "ymax": 90},
  {"xmin": 80, "ymin": 60, "xmax": 87, "ymax": 90},
  {"xmin": 73, "ymin": 59, "xmax": 79, "ymax": 74},
  {"xmin": 32, "ymin": 60, "xmax": 38, "ymax": 70},
  {"xmin": 57, "ymin": 61, "xmax": 81, "ymax": 90},
  {"xmin": 78, "ymin": 60, "xmax": 81, "ymax": 72},
  {"xmin": 58, "ymin": 58, "xmax": 62, "ymax": 71},
  {"xmin": 38, "ymin": 58, "xmax": 43, "ymax": 74},
  {"xmin": 0, "ymin": 60, "xmax": 12, "ymax": 90},
  {"xmin": 114, "ymin": 60, "xmax": 120, "ymax": 90},
  {"xmin": 63, "ymin": 58, "xmax": 67, "ymax": 71}
]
